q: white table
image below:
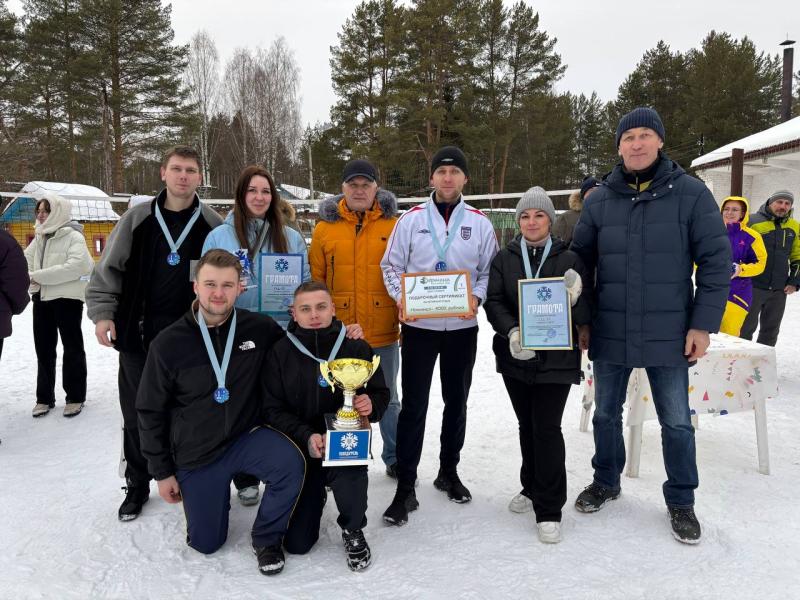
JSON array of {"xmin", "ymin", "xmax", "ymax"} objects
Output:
[{"xmin": 579, "ymin": 333, "xmax": 778, "ymax": 476}]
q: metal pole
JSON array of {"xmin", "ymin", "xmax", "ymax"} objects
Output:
[
  {"xmin": 308, "ymin": 143, "xmax": 314, "ymax": 201},
  {"xmin": 731, "ymin": 148, "xmax": 744, "ymax": 197},
  {"xmin": 780, "ymin": 39, "xmax": 795, "ymax": 122}
]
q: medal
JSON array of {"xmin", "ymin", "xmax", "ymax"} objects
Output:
[
  {"xmin": 427, "ymin": 196, "xmax": 465, "ymax": 274},
  {"xmin": 198, "ymin": 309, "xmax": 237, "ymax": 406},
  {"xmin": 318, "ymin": 374, "xmax": 328, "ymax": 388},
  {"xmin": 286, "ymin": 325, "xmax": 347, "ymax": 390},
  {"xmin": 435, "ymin": 261, "xmax": 447, "ymax": 272},
  {"xmin": 214, "ymin": 387, "xmax": 230, "ymax": 403},
  {"xmin": 154, "ymin": 202, "xmax": 202, "ymax": 268}
]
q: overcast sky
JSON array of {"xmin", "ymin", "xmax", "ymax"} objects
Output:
[{"xmin": 8, "ymin": 0, "xmax": 797, "ymax": 126}]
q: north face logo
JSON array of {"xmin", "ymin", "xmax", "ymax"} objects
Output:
[{"xmin": 239, "ymin": 340, "xmax": 256, "ymax": 351}]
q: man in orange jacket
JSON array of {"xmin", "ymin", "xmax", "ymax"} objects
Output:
[{"xmin": 309, "ymin": 159, "xmax": 401, "ymax": 477}]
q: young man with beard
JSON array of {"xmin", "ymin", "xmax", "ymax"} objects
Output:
[
  {"xmin": 263, "ymin": 281, "xmax": 389, "ymax": 571},
  {"xmin": 85, "ymin": 146, "xmax": 224, "ymax": 521},
  {"xmin": 136, "ymin": 249, "xmax": 304, "ymax": 575}
]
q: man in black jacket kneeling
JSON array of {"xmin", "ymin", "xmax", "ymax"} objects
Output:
[
  {"xmin": 137, "ymin": 249, "xmax": 305, "ymax": 576},
  {"xmin": 264, "ymin": 281, "xmax": 389, "ymax": 572}
]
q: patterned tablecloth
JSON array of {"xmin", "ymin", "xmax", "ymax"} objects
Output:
[{"xmin": 582, "ymin": 333, "xmax": 779, "ymax": 426}]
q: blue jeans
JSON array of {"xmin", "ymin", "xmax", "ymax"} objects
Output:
[
  {"xmin": 591, "ymin": 361, "xmax": 697, "ymax": 508},
  {"xmin": 374, "ymin": 342, "xmax": 400, "ymax": 467}
]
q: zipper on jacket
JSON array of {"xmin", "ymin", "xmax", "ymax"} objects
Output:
[
  {"xmin": 330, "ymin": 255, "xmax": 335, "ymax": 289},
  {"xmin": 355, "ymin": 213, "xmax": 363, "ymax": 236}
]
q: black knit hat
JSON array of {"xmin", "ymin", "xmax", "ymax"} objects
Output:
[
  {"xmin": 430, "ymin": 146, "xmax": 469, "ymax": 177},
  {"xmin": 342, "ymin": 159, "xmax": 377, "ymax": 183},
  {"xmin": 580, "ymin": 176, "xmax": 600, "ymax": 199},
  {"xmin": 615, "ymin": 107, "xmax": 665, "ymax": 147}
]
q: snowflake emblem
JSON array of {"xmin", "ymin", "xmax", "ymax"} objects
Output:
[
  {"xmin": 536, "ymin": 286, "xmax": 552, "ymax": 302},
  {"xmin": 340, "ymin": 432, "xmax": 359, "ymax": 451},
  {"xmin": 274, "ymin": 257, "xmax": 289, "ymax": 272}
]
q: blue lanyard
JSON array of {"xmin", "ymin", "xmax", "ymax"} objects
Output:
[
  {"xmin": 520, "ymin": 236, "xmax": 552, "ymax": 279},
  {"xmin": 426, "ymin": 198, "xmax": 465, "ymax": 265},
  {"xmin": 285, "ymin": 324, "xmax": 346, "ymax": 365},
  {"xmin": 154, "ymin": 202, "xmax": 201, "ymax": 265},
  {"xmin": 198, "ymin": 309, "xmax": 237, "ymax": 403}
]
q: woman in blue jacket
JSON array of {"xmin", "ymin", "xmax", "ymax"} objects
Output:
[{"xmin": 203, "ymin": 165, "xmax": 310, "ymax": 313}]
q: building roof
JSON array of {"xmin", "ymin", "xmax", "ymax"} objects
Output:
[
  {"xmin": 0, "ymin": 181, "xmax": 120, "ymax": 222},
  {"xmin": 692, "ymin": 116, "xmax": 800, "ymax": 171}
]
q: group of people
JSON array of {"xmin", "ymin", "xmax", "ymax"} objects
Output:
[{"xmin": 1, "ymin": 104, "xmax": 798, "ymax": 575}]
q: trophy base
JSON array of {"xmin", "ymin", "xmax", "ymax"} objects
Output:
[
  {"xmin": 322, "ymin": 414, "xmax": 371, "ymax": 467},
  {"xmin": 332, "ymin": 407, "xmax": 361, "ymax": 430}
]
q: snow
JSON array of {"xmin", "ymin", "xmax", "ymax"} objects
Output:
[
  {"xmin": 2, "ymin": 301, "xmax": 800, "ymax": 599},
  {"xmin": 692, "ymin": 116, "xmax": 800, "ymax": 169}
]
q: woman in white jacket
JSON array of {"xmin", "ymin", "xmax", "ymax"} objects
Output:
[{"xmin": 25, "ymin": 193, "xmax": 94, "ymax": 418}]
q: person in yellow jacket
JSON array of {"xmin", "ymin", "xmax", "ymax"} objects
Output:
[
  {"xmin": 719, "ymin": 196, "xmax": 767, "ymax": 336},
  {"xmin": 309, "ymin": 159, "xmax": 401, "ymax": 477}
]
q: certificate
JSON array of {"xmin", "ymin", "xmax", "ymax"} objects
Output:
[
  {"xmin": 518, "ymin": 277, "xmax": 572, "ymax": 350},
  {"xmin": 258, "ymin": 253, "xmax": 304, "ymax": 325},
  {"xmin": 401, "ymin": 270, "xmax": 472, "ymax": 319}
]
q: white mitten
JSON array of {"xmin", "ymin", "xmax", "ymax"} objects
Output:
[
  {"xmin": 508, "ymin": 327, "xmax": 536, "ymax": 360},
  {"xmin": 564, "ymin": 268, "xmax": 582, "ymax": 307}
]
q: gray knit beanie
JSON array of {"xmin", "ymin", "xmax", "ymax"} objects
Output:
[
  {"xmin": 516, "ymin": 186, "xmax": 555, "ymax": 225},
  {"xmin": 767, "ymin": 189, "xmax": 794, "ymax": 206}
]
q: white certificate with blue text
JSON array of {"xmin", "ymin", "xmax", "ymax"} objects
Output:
[
  {"xmin": 259, "ymin": 253, "xmax": 304, "ymax": 324},
  {"xmin": 518, "ymin": 277, "xmax": 573, "ymax": 350}
]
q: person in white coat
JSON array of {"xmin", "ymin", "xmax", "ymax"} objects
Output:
[{"xmin": 25, "ymin": 193, "xmax": 94, "ymax": 418}]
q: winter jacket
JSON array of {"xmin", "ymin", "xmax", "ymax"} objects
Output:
[
  {"xmin": 484, "ymin": 235, "xmax": 591, "ymax": 385},
  {"xmin": 381, "ymin": 194, "xmax": 499, "ymax": 331},
  {"xmin": 571, "ymin": 154, "xmax": 731, "ymax": 367},
  {"xmin": 24, "ymin": 194, "xmax": 93, "ymax": 302},
  {"xmin": 748, "ymin": 202, "xmax": 800, "ymax": 291},
  {"xmin": 551, "ymin": 191, "xmax": 582, "ymax": 244},
  {"xmin": 85, "ymin": 190, "xmax": 222, "ymax": 353},
  {"xmin": 0, "ymin": 230, "xmax": 30, "ymax": 339},
  {"xmin": 722, "ymin": 197, "xmax": 767, "ymax": 311},
  {"xmin": 136, "ymin": 306, "xmax": 286, "ymax": 479},
  {"xmin": 309, "ymin": 191, "xmax": 399, "ymax": 347},
  {"xmin": 263, "ymin": 318, "xmax": 389, "ymax": 457},
  {"xmin": 202, "ymin": 211, "xmax": 310, "ymax": 312}
]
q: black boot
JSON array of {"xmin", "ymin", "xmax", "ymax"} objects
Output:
[
  {"xmin": 668, "ymin": 506, "xmax": 701, "ymax": 544},
  {"xmin": 342, "ymin": 529, "xmax": 372, "ymax": 571},
  {"xmin": 383, "ymin": 486, "xmax": 419, "ymax": 526},
  {"xmin": 574, "ymin": 482, "xmax": 620, "ymax": 513},
  {"xmin": 118, "ymin": 480, "xmax": 150, "ymax": 521},
  {"xmin": 253, "ymin": 544, "xmax": 285, "ymax": 575},
  {"xmin": 433, "ymin": 469, "xmax": 472, "ymax": 503}
]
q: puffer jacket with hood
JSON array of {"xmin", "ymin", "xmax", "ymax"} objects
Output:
[
  {"xmin": 24, "ymin": 193, "xmax": 94, "ymax": 302},
  {"xmin": 202, "ymin": 210, "xmax": 310, "ymax": 312},
  {"xmin": 309, "ymin": 190, "xmax": 399, "ymax": 347},
  {"xmin": 721, "ymin": 196, "xmax": 767, "ymax": 311},
  {"xmin": 748, "ymin": 200, "xmax": 800, "ymax": 291}
]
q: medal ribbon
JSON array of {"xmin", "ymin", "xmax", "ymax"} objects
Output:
[
  {"xmin": 285, "ymin": 323, "xmax": 346, "ymax": 365},
  {"xmin": 198, "ymin": 308, "xmax": 237, "ymax": 397},
  {"xmin": 154, "ymin": 202, "xmax": 202, "ymax": 258},
  {"xmin": 426, "ymin": 197, "xmax": 465, "ymax": 267},
  {"xmin": 520, "ymin": 236, "xmax": 552, "ymax": 279}
]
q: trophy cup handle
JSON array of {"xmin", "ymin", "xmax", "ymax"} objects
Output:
[
  {"xmin": 319, "ymin": 362, "xmax": 336, "ymax": 391},
  {"xmin": 371, "ymin": 354, "xmax": 381, "ymax": 373}
]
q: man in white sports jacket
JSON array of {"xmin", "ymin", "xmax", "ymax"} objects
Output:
[{"xmin": 380, "ymin": 146, "xmax": 499, "ymax": 526}]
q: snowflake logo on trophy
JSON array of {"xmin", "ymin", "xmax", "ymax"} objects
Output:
[
  {"xmin": 536, "ymin": 286, "xmax": 552, "ymax": 302},
  {"xmin": 274, "ymin": 257, "xmax": 289, "ymax": 273},
  {"xmin": 340, "ymin": 432, "xmax": 359, "ymax": 451}
]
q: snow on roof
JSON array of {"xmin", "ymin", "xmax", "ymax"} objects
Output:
[
  {"xmin": 1, "ymin": 181, "xmax": 120, "ymax": 222},
  {"xmin": 280, "ymin": 183, "xmax": 334, "ymax": 200},
  {"xmin": 692, "ymin": 116, "xmax": 800, "ymax": 169}
]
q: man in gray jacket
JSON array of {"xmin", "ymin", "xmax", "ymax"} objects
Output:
[{"xmin": 86, "ymin": 146, "xmax": 222, "ymax": 521}]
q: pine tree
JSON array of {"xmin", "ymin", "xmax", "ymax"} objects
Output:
[
  {"xmin": 0, "ymin": 1, "xmax": 25, "ymax": 179},
  {"xmin": 81, "ymin": 0, "xmax": 188, "ymax": 192},
  {"xmin": 571, "ymin": 92, "xmax": 614, "ymax": 181}
]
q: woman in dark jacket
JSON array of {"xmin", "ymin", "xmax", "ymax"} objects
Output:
[{"xmin": 484, "ymin": 186, "xmax": 591, "ymax": 544}]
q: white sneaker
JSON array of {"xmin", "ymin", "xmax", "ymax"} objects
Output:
[
  {"xmin": 537, "ymin": 521, "xmax": 562, "ymax": 544},
  {"xmin": 32, "ymin": 403, "xmax": 53, "ymax": 418},
  {"xmin": 237, "ymin": 485, "xmax": 260, "ymax": 506},
  {"xmin": 508, "ymin": 492, "xmax": 533, "ymax": 514}
]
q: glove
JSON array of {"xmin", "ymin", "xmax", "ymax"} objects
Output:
[
  {"xmin": 509, "ymin": 327, "xmax": 536, "ymax": 360},
  {"xmin": 564, "ymin": 268, "xmax": 582, "ymax": 307}
]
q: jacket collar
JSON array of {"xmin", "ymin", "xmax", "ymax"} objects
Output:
[
  {"xmin": 317, "ymin": 189, "xmax": 398, "ymax": 223},
  {"xmin": 606, "ymin": 153, "xmax": 682, "ymax": 196}
]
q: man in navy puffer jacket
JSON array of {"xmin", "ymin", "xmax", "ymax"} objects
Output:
[{"xmin": 570, "ymin": 107, "xmax": 730, "ymax": 544}]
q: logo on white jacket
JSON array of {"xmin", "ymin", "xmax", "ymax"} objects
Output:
[
  {"xmin": 461, "ymin": 226, "xmax": 471, "ymax": 240},
  {"xmin": 238, "ymin": 340, "xmax": 256, "ymax": 351}
]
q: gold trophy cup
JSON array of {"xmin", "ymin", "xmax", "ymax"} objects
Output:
[{"xmin": 319, "ymin": 356, "xmax": 381, "ymax": 430}]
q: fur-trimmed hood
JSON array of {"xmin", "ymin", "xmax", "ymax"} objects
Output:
[
  {"xmin": 317, "ymin": 189, "xmax": 398, "ymax": 223},
  {"xmin": 568, "ymin": 190, "xmax": 583, "ymax": 212}
]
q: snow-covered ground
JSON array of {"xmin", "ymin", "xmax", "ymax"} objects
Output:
[{"xmin": 2, "ymin": 300, "xmax": 799, "ymax": 600}]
